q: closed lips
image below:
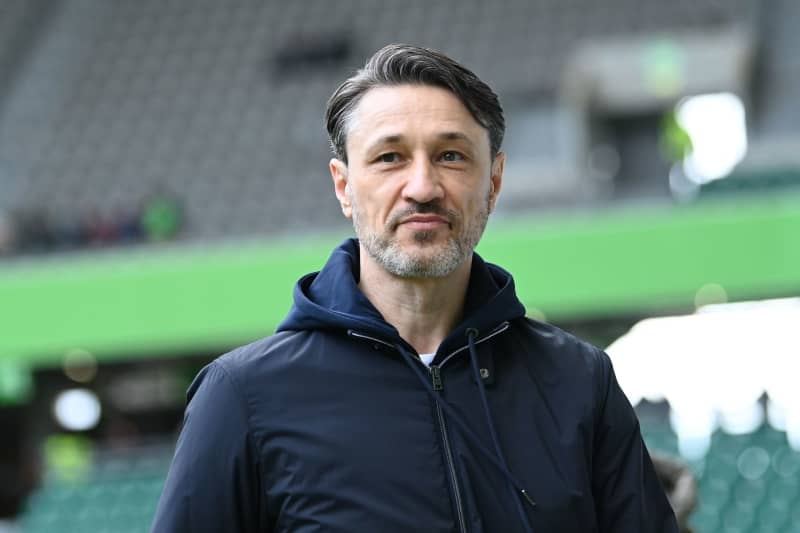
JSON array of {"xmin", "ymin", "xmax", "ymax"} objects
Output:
[{"xmin": 402, "ymin": 215, "xmax": 448, "ymax": 224}]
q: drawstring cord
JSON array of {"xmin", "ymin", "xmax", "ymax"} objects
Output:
[
  {"xmin": 465, "ymin": 328, "xmax": 536, "ymax": 533},
  {"xmin": 395, "ymin": 335, "xmax": 536, "ymax": 533}
]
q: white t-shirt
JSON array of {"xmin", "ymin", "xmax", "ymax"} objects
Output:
[{"xmin": 419, "ymin": 353, "xmax": 436, "ymax": 367}]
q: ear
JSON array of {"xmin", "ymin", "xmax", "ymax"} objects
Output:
[
  {"xmin": 488, "ymin": 151, "xmax": 505, "ymax": 213},
  {"xmin": 330, "ymin": 158, "xmax": 353, "ymax": 219}
]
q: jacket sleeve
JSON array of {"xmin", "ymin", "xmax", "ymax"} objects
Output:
[
  {"xmin": 591, "ymin": 350, "xmax": 679, "ymax": 533},
  {"xmin": 150, "ymin": 361, "xmax": 268, "ymax": 533}
]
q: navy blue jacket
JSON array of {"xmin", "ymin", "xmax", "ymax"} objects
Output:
[{"xmin": 152, "ymin": 238, "xmax": 678, "ymax": 532}]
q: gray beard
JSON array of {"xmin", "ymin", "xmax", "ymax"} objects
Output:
[
  {"xmin": 359, "ymin": 228, "xmax": 468, "ymax": 278},
  {"xmin": 350, "ymin": 195, "xmax": 490, "ymax": 279}
]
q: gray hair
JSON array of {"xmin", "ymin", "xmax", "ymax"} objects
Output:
[{"xmin": 325, "ymin": 43, "xmax": 505, "ymax": 163}]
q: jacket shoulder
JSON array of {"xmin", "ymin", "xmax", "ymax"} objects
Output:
[
  {"xmin": 514, "ymin": 317, "xmax": 610, "ymax": 368},
  {"xmin": 510, "ymin": 317, "xmax": 615, "ymax": 412},
  {"xmin": 212, "ymin": 329, "xmax": 307, "ymax": 379}
]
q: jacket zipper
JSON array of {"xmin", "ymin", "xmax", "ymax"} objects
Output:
[
  {"xmin": 347, "ymin": 322, "xmax": 511, "ymax": 533},
  {"xmin": 431, "ymin": 377, "xmax": 468, "ymax": 533},
  {"xmin": 427, "ymin": 324, "xmax": 509, "ymax": 533}
]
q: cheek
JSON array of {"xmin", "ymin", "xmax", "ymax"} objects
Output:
[
  {"xmin": 458, "ymin": 187, "xmax": 489, "ymax": 213},
  {"xmin": 352, "ymin": 191, "xmax": 387, "ymax": 229},
  {"xmin": 364, "ymin": 185, "xmax": 402, "ymax": 224}
]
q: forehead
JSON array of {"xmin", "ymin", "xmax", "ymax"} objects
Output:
[{"xmin": 346, "ymin": 85, "xmax": 489, "ymax": 152}]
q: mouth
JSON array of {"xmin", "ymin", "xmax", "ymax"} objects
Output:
[{"xmin": 397, "ymin": 215, "xmax": 450, "ymax": 231}]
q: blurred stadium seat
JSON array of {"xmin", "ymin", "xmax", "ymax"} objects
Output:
[
  {"xmin": 638, "ymin": 417, "xmax": 800, "ymax": 533},
  {"xmin": 20, "ymin": 440, "xmax": 171, "ymax": 533}
]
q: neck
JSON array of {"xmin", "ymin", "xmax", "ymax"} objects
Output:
[{"xmin": 358, "ymin": 245, "xmax": 471, "ymax": 355}]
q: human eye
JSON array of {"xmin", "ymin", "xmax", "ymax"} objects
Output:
[
  {"xmin": 377, "ymin": 152, "xmax": 400, "ymax": 164},
  {"xmin": 440, "ymin": 150, "xmax": 465, "ymax": 162}
]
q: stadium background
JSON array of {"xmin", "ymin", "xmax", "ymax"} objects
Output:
[{"xmin": 0, "ymin": 0, "xmax": 799, "ymax": 531}]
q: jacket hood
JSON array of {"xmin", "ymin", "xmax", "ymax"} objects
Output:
[{"xmin": 277, "ymin": 238, "xmax": 526, "ymax": 351}]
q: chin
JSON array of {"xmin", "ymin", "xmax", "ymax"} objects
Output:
[
  {"xmin": 404, "ymin": 240, "xmax": 462, "ymax": 263},
  {"xmin": 371, "ymin": 236, "xmax": 468, "ymax": 278},
  {"xmin": 406, "ymin": 229, "xmax": 448, "ymax": 245}
]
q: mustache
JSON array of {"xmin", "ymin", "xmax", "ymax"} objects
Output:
[{"xmin": 387, "ymin": 202, "xmax": 458, "ymax": 230}]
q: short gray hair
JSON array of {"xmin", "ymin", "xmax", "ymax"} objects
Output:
[{"xmin": 325, "ymin": 43, "xmax": 505, "ymax": 163}]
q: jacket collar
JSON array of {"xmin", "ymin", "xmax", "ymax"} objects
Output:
[{"xmin": 277, "ymin": 238, "xmax": 526, "ymax": 353}]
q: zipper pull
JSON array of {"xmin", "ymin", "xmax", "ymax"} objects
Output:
[
  {"xmin": 430, "ymin": 365, "xmax": 443, "ymax": 391},
  {"xmin": 521, "ymin": 489, "xmax": 537, "ymax": 508}
]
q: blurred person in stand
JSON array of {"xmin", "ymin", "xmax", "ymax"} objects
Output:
[
  {"xmin": 152, "ymin": 44, "xmax": 678, "ymax": 533},
  {"xmin": 0, "ymin": 210, "xmax": 15, "ymax": 255},
  {"xmin": 84, "ymin": 209, "xmax": 118, "ymax": 247},
  {"xmin": 13, "ymin": 208, "xmax": 53, "ymax": 253},
  {"xmin": 114, "ymin": 206, "xmax": 142, "ymax": 244},
  {"xmin": 140, "ymin": 192, "xmax": 182, "ymax": 242},
  {"xmin": 0, "ymin": 409, "xmax": 40, "ymax": 533},
  {"xmin": 652, "ymin": 453, "xmax": 698, "ymax": 533}
]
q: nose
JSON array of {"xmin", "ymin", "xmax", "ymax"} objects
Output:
[{"xmin": 402, "ymin": 155, "xmax": 444, "ymax": 204}]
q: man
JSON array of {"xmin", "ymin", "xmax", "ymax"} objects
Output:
[{"xmin": 151, "ymin": 44, "xmax": 678, "ymax": 532}]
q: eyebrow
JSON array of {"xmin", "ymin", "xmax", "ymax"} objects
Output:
[
  {"xmin": 437, "ymin": 131, "xmax": 474, "ymax": 145},
  {"xmin": 366, "ymin": 134, "xmax": 404, "ymax": 152},
  {"xmin": 365, "ymin": 131, "xmax": 475, "ymax": 153}
]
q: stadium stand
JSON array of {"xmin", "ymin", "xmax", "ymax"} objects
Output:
[
  {"xmin": 0, "ymin": 0, "xmax": 53, "ymax": 103},
  {"xmin": 0, "ymin": 0, "xmax": 762, "ymax": 250},
  {"xmin": 751, "ymin": 0, "xmax": 800, "ymax": 137},
  {"xmin": 638, "ymin": 412, "xmax": 800, "ymax": 533},
  {"xmin": 19, "ymin": 439, "xmax": 171, "ymax": 533}
]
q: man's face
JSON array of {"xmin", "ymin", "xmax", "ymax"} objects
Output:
[{"xmin": 330, "ymin": 84, "xmax": 504, "ymax": 278}]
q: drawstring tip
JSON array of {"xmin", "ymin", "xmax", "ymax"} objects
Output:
[{"xmin": 521, "ymin": 489, "xmax": 537, "ymax": 508}]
